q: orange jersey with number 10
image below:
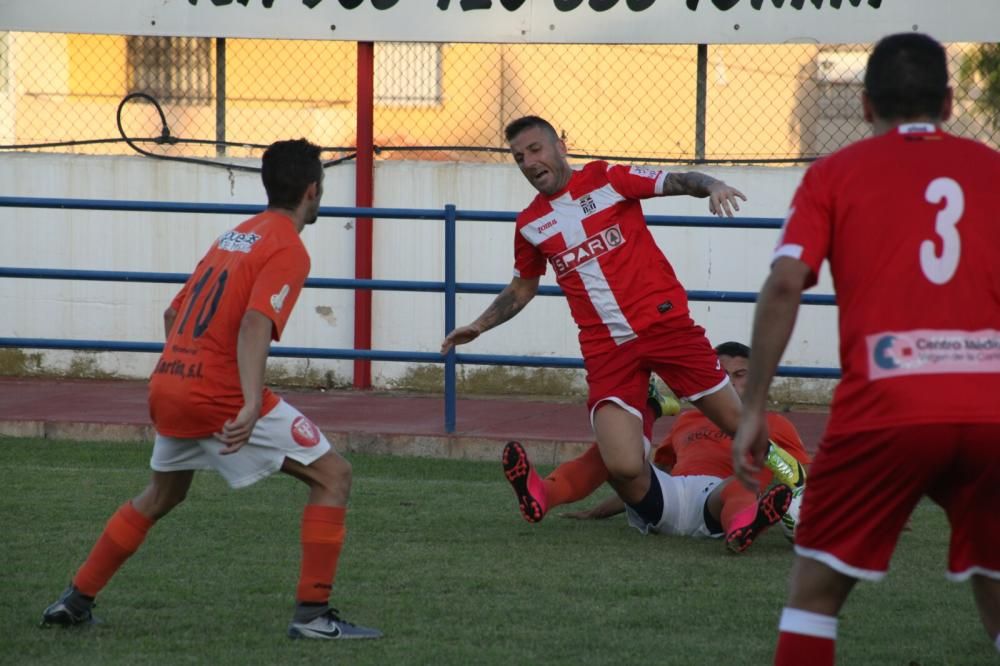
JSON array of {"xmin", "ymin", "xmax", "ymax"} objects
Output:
[{"xmin": 149, "ymin": 211, "xmax": 310, "ymax": 438}]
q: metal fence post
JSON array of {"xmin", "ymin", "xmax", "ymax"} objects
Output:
[
  {"xmin": 215, "ymin": 38, "xmax": 226, "ymax": 158},
  {"xmin": 696, "ymin": 43, "xmax": 707, "ymax": 162},
  {"xmin": 444, "ymin": 204, "xmax": 457, "ymax": 433}
]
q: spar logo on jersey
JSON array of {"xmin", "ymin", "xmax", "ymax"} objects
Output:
[
  {"xmin": 551, "ymin": 224, "xmax": 625, "ymax": 277},
  {"xmin": 872, "ymin": 335, "xmax": 920, "ymax": 371},
  {"xmin": 217, "ymin": 230, "xmax": 261, "ymax": 253},
  {"xmin": 291, "ymin": 416, "xmax": 321, "ymax": 448}
]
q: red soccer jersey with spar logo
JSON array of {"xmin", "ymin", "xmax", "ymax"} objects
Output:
[
  {"xmin": 149, "ymin": 211, "xmax": 310, "ymax": 438},
  {"xmin": 514, "ymin": 161, "xmax": 689, "ymax": 357},
  {"xmin": 776, "ymin": 124, "xmax": 1000, "ymax": 437}
]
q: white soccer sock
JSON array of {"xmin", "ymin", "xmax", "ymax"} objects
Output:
[
  {"xmin": 778, "ymin": 607, "xmax": 838, "ymax": 640},
  {"xmin": 994, "ymin": 632, "xmax": 1000, "ymax": 654}
]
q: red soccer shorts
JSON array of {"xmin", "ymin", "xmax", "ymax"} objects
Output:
[
  {"xmin": 583, "ymin": 317, "xmax": 728, "ymax": 420},
  {"xmin": 794, "ymin": 422, "xmax": 1000, "ymax": 581}
]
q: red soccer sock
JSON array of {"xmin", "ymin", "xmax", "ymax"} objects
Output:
[
  {"xmin": 543, "ymin": 443, "xmax": 609, "ymax": 509},
  {"xmin": 296, "ymin": 505, "xmax": 346, "ymax": 604},
  {"xmin": 72, "ymin": 501, "xmax": 155, "ymax": 598},
  {"xmin": 719, "ymin": 482, "xmax": 758, "ymax": 533},
  {"xmin": 774, "ymin": 607, "xmax": 837, "ymax": 666}
]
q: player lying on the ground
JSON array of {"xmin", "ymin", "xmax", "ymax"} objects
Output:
[{"xmin": 503, "ymin": 342, "xmax": 810, "ymax": 553}]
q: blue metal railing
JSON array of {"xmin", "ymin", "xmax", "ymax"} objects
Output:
[{"xmin": 0, "ymin": 195, "xmax": 840, "ymax": 432}]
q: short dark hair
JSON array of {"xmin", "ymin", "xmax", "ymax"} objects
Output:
[
  {"xmin": 261, "ymin": 138, "xmax": 323, "ymax": 209},
  {"xmin": 864, "ymin": 33, "xmax": 949, "ymax": 121},
  {"xmin": 504, "ymin": 116, "xmax": 560, "ymax": 143},
  {"xmin": 714, "ymin": 341, "xmax": 750, "ymax": 359}
]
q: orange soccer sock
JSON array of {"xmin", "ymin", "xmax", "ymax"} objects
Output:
[
  {"xmin": 72, "ymin": 501, "xmax": 155, "ymax": 598},
  {"xmin": 719, "ymin": 482, "xmax": 758, "ymax": 533},
  {"xmin": 543, "ymin": 443, "xmax": 610, "ymax": 509},
  {"xmin": 296, "ymin": 505, "xmax": 346, "ymax": 605}
]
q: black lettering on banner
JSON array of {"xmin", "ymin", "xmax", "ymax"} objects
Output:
[
  {"xmin": 187, "ymin": 0, "xmax": 276, "ymax": 6},
  {"xmin": 184, "ymin": 0, "xmax": 883, "ymax": 11},
  {"xmin": 686, "ymin": 0, "xmax": 881, "ymax": 8},
  {"xmin": 436, "ymin": 0, "xmax": 526, "ymax": 9}
]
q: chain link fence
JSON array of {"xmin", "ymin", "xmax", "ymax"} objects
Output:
[{"xmin": 1, "ymin": 32, "xmax": 997, "ymax": 165}]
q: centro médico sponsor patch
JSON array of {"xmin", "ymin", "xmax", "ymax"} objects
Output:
[
  {"xmin": 867, "ymin": 329, "xmax": 1000, "ymax": 380},
  {"xmin": 217, "ymin": 230, "xmax": 261, "ymax": 253},
  {"xmin": 552, "ymin": 224, "xmax": 625, "ymax": 277}
]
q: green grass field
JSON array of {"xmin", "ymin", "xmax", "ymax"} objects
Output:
[{"xmin": 1, "ymin": 438, "xmax": 994, "ymax": 665}]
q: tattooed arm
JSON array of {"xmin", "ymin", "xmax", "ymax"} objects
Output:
[
  {"xmin": 660, "ymin": 171, "xmax": 747, "ymax": 217},
  {"xmin": 440, "ymin": 276, "xmax": 540, "ymax": 354}
]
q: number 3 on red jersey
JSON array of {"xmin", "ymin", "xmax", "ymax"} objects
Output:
[{"xmin": 920, "ymin": 177, "xmax": 963, "ymax": 285}]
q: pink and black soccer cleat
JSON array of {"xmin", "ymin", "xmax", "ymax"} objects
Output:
[
  {"xmin": 724, "ymin": 483, "xmax": 793, "ymax": 554},
  {"xmin": 502, "ymin": 441, "xmax": 548, "ymax": 523}
]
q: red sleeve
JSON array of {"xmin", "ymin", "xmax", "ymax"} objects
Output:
[
  {"xmin": 246, "ymin": 245, "xmax": 310, "ymax": 341},
  {"xmin": 605, "ymin": 163, "xmax": 667, "ymax": 200},
  {"xmin": 773, "ymin": 160, "xmax": 833, "ymax": 289},
  {"xmin": 513, "ymin": 215, "xmax": 547, "ymax": 280}
]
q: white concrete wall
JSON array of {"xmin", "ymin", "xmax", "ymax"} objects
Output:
[{"xmin": 0, "ymin": 152, "xmax": 837, "ymax": 396}]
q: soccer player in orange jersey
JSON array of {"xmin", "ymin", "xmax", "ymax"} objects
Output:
[
  {"xmin": 503, "ymin": 342, "xmax": 809, "ymax": 553},
  {"xmin": 733, "ymin": 33, "xmax": 1000, "ymax": 664},
  {"xmin": 40, "ymin": 139, "xmax": 381, "ymax": 640}
]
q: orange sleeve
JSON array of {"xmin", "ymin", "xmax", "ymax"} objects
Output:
[
  {"xmin": 767, "ymin": 413, "xmax": 811, "ymax": 465},
  {"xmin": 246, "ymin": 245, "xmax": 310, "ymax": 341},
  {"xmin": 652, "ymin": 432, "xmax": 677, "ymax": 470}
]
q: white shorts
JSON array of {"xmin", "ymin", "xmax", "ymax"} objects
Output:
[
  {"xmin": 625, "ymin": 467, "xmax": 724, "ymax": 538},
  {"xmin": 150, "ymin": 400, "xmax": 332, "ymax": 489}
]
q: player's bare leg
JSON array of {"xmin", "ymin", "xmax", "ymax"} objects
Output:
[
  {"xmin": 132, "ymin": 470, "xmax": 196, "ymax": 519},
  {"xmin": 971, "ymin": 575, "xmax": 1000, "ymax": 647},
  {"xmin": 773, "ymin": 556, "xmax": 858, "ymax": 665},
  {"xmin": 592, "ymin": 402, "xmax": 648, "ymax": 505},
  {"xmin": 786, "ymin": 556, "xmax": 856, "ymax": 616},
  {"xmin": 282, "ymin": 450, "xmax": 352, "ymax": 507},
  {"xmin": 690, "ymin": 382, "xmax": 741, "ymax": 436}
]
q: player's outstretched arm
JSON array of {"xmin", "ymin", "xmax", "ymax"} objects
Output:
[
  {"xmin": 440, "ymin": 276, "xmax": 539, "ymax": 354},
  {"xmin": 561, "ymin": 495, "xmax": 626, "ymax": 520},
  {"xmin": 732, "ymin": 257, "xmax": 810, "ymax": 488},
  {"xmin": 660, "ymin": 172, "xmax": 747, "ymax": 218}
]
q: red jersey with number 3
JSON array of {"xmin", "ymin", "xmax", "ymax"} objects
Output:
[
  {"xmin": 776, "ymin": 124, "xmax": 1000, "ymax": 437},
  {"xmin": 514, "ymin": 161, "xmax": 689, "ymax": 358},
  {"xmin": 149, "ymin": 211, "xmax": 310, "ymax": 437}
]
